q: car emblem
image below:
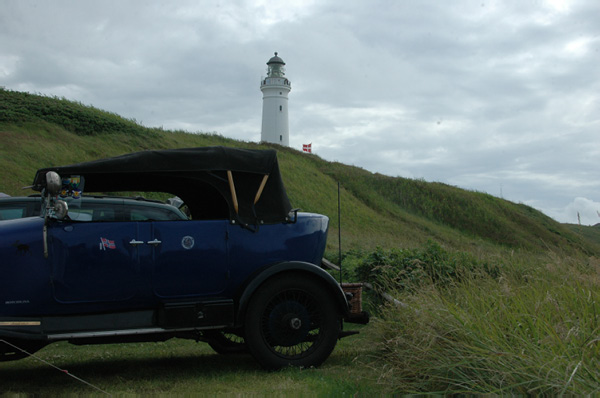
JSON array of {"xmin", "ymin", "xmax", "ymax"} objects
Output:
[{"xmin": 181, "ymin": 236, "xmax": 195, "ymax": 250}]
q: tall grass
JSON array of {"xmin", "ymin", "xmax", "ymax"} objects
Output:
[{"xmin": 366, "ymin": 248, "xmax": 600, "ymax": 394}]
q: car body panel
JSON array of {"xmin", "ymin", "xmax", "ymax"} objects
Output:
[
  {"xmin": 151, "ymin": 220, "xmax": 229, "ymax": 298},
  {"xmin": 49, "ymin": 221, "xmax": 140, "ymax": 304},
  {"xmin": 0, "ymin": 212, "xmax": 330, "ymax": 319},
  {"xmin": 1, "ymin": 218, "xmax": 54, "ymax": 317}
]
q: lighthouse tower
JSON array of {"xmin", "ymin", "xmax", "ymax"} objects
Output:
[{"xmin": 260, "ymin": 52, "xmax": 291, "ymax": 146}]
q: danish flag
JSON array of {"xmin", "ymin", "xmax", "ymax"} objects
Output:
[{"xmin": 303, "ymin": 143, "xmax": 312, "ymax": 153}]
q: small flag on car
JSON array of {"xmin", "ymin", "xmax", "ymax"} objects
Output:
[
  {"xmin": 100, "ymin": 237, "xmax": 116, "ymax": 250},
  {"xmin": 303, "ymin": 143, "xmax": 312, "ymax": 153}
]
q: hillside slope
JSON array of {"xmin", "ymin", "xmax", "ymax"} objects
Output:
[{"xmin": 1, "ymin": 88, "xmax": 598, "ymax": 257}]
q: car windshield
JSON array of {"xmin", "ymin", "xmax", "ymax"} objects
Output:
[
  {"xmin": 0, "ymin": 199, "xmax": 41, "ymax": 221},
  {"xmin": 0, "ymin": 195, "xmax": 188, "ymax": 222},
  {"xmin": 0, "ymin": 204, "xmax": 30, "ymax": 220},
  {"xmin": 67, "ymin": 201, "xmax": 185, "ymax": 222}
]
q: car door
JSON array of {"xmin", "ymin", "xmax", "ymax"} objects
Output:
[
  {"xmin": 49, "ymin": 220, "xmax": 141, "ymax": 303},
  {"xmin": 149, "ymin": 220, "xmax": 229, "ymax": 298}
]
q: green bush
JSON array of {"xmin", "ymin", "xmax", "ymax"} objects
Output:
[{"xmin": 351, "ymin": 241, "xmax": 500, "ymax": 292}]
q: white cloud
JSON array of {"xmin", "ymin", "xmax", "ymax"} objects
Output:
[
  {"xmin": 564, "ymin": 36, "xmax": 595, "ymax": 57},
  {"xmin": 549, "ymin": 197, "xmax": 600, "ymax": 225},
  {"xmin": 544, "ymin": 0, "xmax": 571, "ymax": 14}
]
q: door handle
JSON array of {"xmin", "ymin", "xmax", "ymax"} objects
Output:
[
  {"xmin": 147, "ymin": 239, "xmax": 162, "ymax": 247},
  {"xmin": 129, "ymin": 239, "xmax": 144, "ymax": 246}
]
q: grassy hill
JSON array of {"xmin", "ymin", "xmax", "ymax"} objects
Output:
[
  {"xmin": 1, "ymin": 87, "xmax": 597, "ymax": 258},
  {"xmin": 2, "ymin": 88, "xmax": 600, "ymax": 394}
]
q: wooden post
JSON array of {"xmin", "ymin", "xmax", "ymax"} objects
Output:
[
  {"xmin": 254, "ymin": 174, "xmax": 269, "ymax": 204},
  {"xmin": 227, "ymin": 170, "xmax": 239, "ymax": 214}
]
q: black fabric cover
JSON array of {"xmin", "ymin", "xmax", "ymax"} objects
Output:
[{"xmin": 33, "ymin": 146, "xmax": 292, "ymax": 225}]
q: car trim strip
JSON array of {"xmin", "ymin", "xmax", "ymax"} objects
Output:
[{"xmin": 0, "ymin": 321, "xmax": 41, "ymax": 326}]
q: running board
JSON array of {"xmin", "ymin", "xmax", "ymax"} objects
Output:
[{"xmin": 48, "ymin": 325, "xmax": 226, "ymax": 341}]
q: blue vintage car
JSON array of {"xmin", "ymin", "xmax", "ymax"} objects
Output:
[{"xmin": 0, "ymin": 146, "xmax": 367, "ymax": 369}]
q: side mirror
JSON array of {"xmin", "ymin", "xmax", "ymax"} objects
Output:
[{"xmin": 46, "ymin": 171, "xmax": 62, "ymax": 197}]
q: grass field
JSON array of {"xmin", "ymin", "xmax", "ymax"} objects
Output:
[{"xmin": 0, "ymin": 324, "xmax": 381, "ymax": 396}]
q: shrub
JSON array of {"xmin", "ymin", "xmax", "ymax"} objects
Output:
[{"xmin": 352, "ymin": 241, "xmax": 500, "ymax": 292}]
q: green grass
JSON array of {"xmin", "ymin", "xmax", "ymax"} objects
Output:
[
  {"xmin": 0, "ymin": 325, "xmax": 382, "ymax": 395},
  {"xmin": 2, "ymin": 88, "xmax": 600, "ymax": 394},
  {"xmin": 365, "ymin": 250, "xmax": 600, "ymax": 394}
]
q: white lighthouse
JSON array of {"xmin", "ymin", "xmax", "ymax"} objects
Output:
[{"xmin": 260, "ymin": 52, "xmax": 291, "ymax": 146}]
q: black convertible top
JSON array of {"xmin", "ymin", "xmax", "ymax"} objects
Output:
[{"xmin": 33, "ymin": 146, "xmax": 292, "ymax": 225}]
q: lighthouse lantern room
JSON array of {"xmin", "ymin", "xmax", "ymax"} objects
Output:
[{"xmin": 260, "ymin": 52, "xmax": 291, "ymax": 146}]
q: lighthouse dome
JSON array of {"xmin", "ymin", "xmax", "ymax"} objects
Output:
[{"xmin": 267, "ymin": 52, "xmax": 285, "ymax": 65}]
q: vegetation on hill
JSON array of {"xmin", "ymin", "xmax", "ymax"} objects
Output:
[
  {"xmin": 0, "ymin": 88, "xmax": 154, "ymax": 137},
  {"xmin": 2, "ymin": 88, "xmax": 600, "ymax": 394},
  {"xmin": 2, "ymin": 88, "xmax": 596, "ymax": 256},
  {"xmin": 1, "ymin": 88, "xmax": 597, "ymax": 255}
]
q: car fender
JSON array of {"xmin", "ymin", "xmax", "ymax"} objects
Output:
[{"xmin": 235, "ymin": 261, "xmax": 349, "ymax": 326}]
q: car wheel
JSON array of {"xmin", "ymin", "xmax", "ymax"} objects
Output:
[
  {"xmin": 244, "ymin": 274, "xmax": 341, "ymax": 370},
  {"xmin": 204, "ymin": 331, "xmax": 248, "ymax": 355}
]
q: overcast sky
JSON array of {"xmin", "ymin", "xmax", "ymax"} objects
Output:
[{"xmin": 1, "ymin": 0, "xmax": 599, "ymax": 225}]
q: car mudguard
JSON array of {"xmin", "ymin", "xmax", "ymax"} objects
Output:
[{"xmin": 234, "ymin": 261, "xmax": 349, "ymax": 326}]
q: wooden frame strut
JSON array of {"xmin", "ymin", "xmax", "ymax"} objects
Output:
[
  {"xmin": 227, "ymin": 170, "xmax": 239, "ymax": 214},
  {"xmin": 254, "ymin": 175, "xmax": 269, "ymax": 204}
]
